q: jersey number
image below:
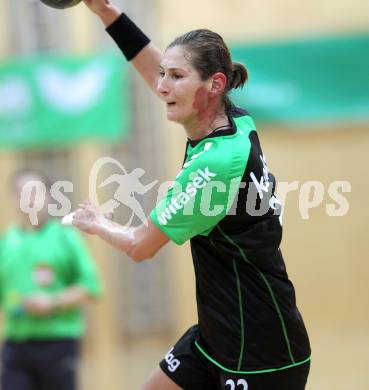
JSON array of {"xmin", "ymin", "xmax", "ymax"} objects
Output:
[{"xmin": 225, "ymin": 379, "xmax": 248, "ymax": 390}]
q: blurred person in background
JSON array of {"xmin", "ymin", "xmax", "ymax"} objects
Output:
[
  {"xmin": 0, "ymin": 169, "xmax": 101, "ymax": 390},
  {"xmin": 71, "ymin": 1, "xmax": 311, "ymax": 389}
]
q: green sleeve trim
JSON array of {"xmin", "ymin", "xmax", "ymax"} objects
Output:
[
  {"xmin": 217, "ymin": 225, "xmax": 296, "ymax": 364},
  {"xmin": 195, "ymin": 341, "xmax": 310, "ymax": 374}
]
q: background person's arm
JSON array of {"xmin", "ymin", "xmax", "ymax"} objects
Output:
[
  {"xmin": 83, "ymin": 0, "xmax": 162, "ymax": 93},
  {"xmin": 22, "ymin": 286, "xmax": 94, "ymax": 316}
]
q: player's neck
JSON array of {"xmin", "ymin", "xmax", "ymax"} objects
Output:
[{"xmin": 184, "ymin": 111, "xmax": 230, "ymax": 141}]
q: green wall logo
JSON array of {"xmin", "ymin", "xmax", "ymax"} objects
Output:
[
  {"xmin": 0, "ymin": 53, "xmax": 129, "ymax": 148},
  {"xmin": 37, "ymin": 63, "xmax": 107, "ymax": 112}
]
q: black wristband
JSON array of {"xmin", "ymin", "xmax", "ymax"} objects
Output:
[{"xmin": 106, "ymin": 13, "xmax": 151, "ymax": 61}]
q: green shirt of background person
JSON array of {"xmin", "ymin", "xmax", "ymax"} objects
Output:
[{"xmin": 0, "ymin": 169, "xmax": 102, "ymax": 341}]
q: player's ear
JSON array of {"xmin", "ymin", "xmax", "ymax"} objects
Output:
[{"xmin": 209, "ymin": 72, "xmax": 227, "ymax": 95}]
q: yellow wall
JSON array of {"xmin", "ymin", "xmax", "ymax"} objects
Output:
[
  {"xmin": 0, "ymin": 1, "xmax": 8, "ymax": 57},
  {"xmin": 157, "ymin": 0, "xmax": 369, "ymax": 42},
  {"xmin": 0, "ymin": 0, "xmax": 368, "ymax": 389},
  {"xmin": 261, "ymin": 126, "xmax": 369, "ymax": 389}
]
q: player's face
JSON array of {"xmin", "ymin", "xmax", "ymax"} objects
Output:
[
  {"xmin": 13, "ymin": 174, "xmax": 50, "ymax": 226},
  {"xmin": 157, "ymin": 46, "xmax": 211, "ymax": 126}
]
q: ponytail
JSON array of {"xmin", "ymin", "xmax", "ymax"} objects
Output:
[{"xmin": 230, "ymin": 62, "xmax": 248, "ymax": 89}]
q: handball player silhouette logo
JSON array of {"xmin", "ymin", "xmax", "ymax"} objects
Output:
[
  {"xmin": 40, "ymin": 0, "xmax": 81, "ymax": 9},
  {"xmin": 89, "ymin": 157, "xmax": 158, "ymax": 228}
]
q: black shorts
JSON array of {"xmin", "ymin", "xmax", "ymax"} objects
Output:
[
  {"xmin": 159, "ymin": 325, "xmax": 310, "ymax": 390},
  {"xmin": 1, "ymin": 339, "xmax": 80, "ymax": 390}
]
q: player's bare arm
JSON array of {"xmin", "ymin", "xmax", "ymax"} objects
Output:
[
  {"xmin": 72, "ymin": 202, "xmax": 169, "ymax": 262},
  {"xmin": 83, "ymin": 0, "xmax": 162, "ymax": 92}
]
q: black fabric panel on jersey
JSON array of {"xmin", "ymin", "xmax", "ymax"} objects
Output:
[
  {"xmin": 188, "ymin": 107, "xmax": 310, "ymax": 372},
  {"xmin": 229, "ymin": 105, "xmax": 251, "ymax": 118}
]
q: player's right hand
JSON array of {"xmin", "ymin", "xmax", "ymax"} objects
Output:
[
  {"xmin": 71, "ymin": 201, "xmax": 105, "ymax": 235},
  {"xmin": 82, "ymin": 0, "xmax": 114, "ymax": 15}
]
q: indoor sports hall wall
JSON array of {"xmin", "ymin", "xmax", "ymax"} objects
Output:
[{"xmin": 0, "ymin": 0, "xmax": 367, "ymax": 389}]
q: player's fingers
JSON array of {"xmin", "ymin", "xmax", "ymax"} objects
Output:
[
  {"xmin": 78, "ymin": 200, "xmax": 91, "ymax": 208},
  {"xmin": 75, "ymin": 207, "xmax": 90, "ymax": 217},
  {"xmin": 78, "ymin": 201, "xmax": 101, "ymax": 214},
  {"xmin": 104, "ymin": 210, "xmax": 114, "ymax": 220}
]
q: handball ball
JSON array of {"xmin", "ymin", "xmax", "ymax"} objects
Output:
[{"xmin": 40, "ymin": 0, "xmax": 82, "ymax": 9}]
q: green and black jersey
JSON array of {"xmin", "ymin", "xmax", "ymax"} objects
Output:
[{"xmin": 151, "ymin": 107, "xmax": 310, "ymax": 373}]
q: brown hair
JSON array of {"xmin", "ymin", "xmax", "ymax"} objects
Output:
[
  {"xmin": 10, "ymin": 168, "xmax": 52, "ymax": 192},
  {"xmin": 167, "ymin": 29, "xmax": 248, "ymax": 112}
]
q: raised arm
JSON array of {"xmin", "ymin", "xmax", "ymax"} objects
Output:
[{"xmin": 83, "ymin": 0, "xmax": 162, "ymax": 92}]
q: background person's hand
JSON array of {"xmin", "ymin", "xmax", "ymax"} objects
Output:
[{"xmin": 22, "ymin": 293, "xmax": 55, "ymax": 316}]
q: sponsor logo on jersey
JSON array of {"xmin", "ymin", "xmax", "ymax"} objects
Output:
[
  {"xmin": 157, "ymin": 167, "xmax": 217, "ymax": 225},
  {"xmin": 165, "ymin": 347, "xmax": 181, "ymax": 373},
  {"xmin": 250, "ymin": 154, "xmax": 281, "ymax": 211}
]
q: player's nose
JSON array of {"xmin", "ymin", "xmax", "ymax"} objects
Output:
[{"xmin": 157, "ymin": 76, "xmax": 170, "ymax": 96}]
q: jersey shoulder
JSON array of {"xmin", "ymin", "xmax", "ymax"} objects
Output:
[{"xmin": 182, "ymin": 110, "xmax": 255, "ymax": 182}]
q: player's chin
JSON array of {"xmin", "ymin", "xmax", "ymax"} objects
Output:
[
  {"xmin": 166, "ymin": 113, "xmax": 181, "ymax": 123},
  {"xmin": 166, "ymin": 106, "xmax": 181, "ymax": 122},
  {"xmin": 166, "ymin": 111, "xmax": 186, "ymax": 124}
]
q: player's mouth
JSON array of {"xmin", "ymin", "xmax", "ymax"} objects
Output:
[{"xmin": 166, "ymin": 102, "xmax": 176, "ymax": 107}]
